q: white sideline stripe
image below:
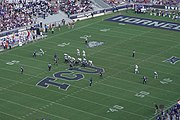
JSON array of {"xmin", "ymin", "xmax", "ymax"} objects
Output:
[
  {"xmin": 0, "ymin": 111, "xmax": 25, "ymax": 120},
  {"xmin": 0, "ymin": 98, "xmax": 69, "ymax": 120}
]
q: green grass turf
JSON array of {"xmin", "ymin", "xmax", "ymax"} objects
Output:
[{"xmin": 0, "ymin": 10, "xmax": 180, "ymax": 120}]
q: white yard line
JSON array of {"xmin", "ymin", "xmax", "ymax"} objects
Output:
[
  {"xmin": 0, "ymin": 111, "xmax": 25, "ymax": 120},
  {"xmin": 0, "ymin": 98, "xmax": 69, "ymax": 120},
  {"xmin": 0, "ymin": 77, "xmax": 148, "ymax": 119}
]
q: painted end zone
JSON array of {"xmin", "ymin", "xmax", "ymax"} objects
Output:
[{"xmin": 106, "ymin": 15, "xmax": 180, "ymax": 32}]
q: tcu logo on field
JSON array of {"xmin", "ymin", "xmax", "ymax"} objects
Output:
[
  {"xmin": 36, "ymin": 66, "xmax": 104, "ymax": 91},
  {"xmin": 163, "ymin": 56, "xmax": 180, "ymax": 64}
]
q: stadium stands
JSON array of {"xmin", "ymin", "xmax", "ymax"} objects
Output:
[
  {"xmin": 103, "ymin": 0, "xmax": 127, "ymax": 6},
  {"xmin": 156, "ymin": 103, "xmax": 180, "ymax": 120},
  {"xmin": 0, "ymin": 0, "xmax": 53, "ymax": 32},
  {"xmin": 59, "ymin": 0, "xmax": 93, "ymax": 15},
  {"xmin": 131, "ymin": 0, "xmax": 179, "ymax": 5}
]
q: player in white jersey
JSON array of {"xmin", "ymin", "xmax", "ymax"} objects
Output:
[
  {"xmin": 154, "ymin": 71, "xmax": 158, "ymax": 79},
  {"xmin": 40, "ymin": 49, "xmax": 44, "ymax": 56},
  {"xmin": 82, "ymin": 50, "xmax": 86, "ymax": 58},
  {"xmin": 134, "ymin": 65, "xmax": 139, "ymax": 74},
  {"xmin": 77, "ymin": 49, "xmax": 80, "ymax": 57}
]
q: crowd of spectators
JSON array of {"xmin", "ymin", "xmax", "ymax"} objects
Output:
[
  {"xmin": 103, "ymin": 0, "xmax": 127, "ymax": 6},
  {"xmin": 0, "ymin": 0, "xmax": 53, "ymax": 32},
  {"xmin": 156, "ymin": 103, "xmax": 180, "ymax": 120},
  {"xmin": 152, "ymin": 0, "xmax": 179, "ymax": 6},
  {"xmin": 59, "ymin": 0, "xmax": 93, "ymax": 15},
  {"xmin": 132, "ymin": 0, "xmax": 179, "ymax": 5}
]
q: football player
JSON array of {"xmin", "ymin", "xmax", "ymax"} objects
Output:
[
  {"xmin": 40, "ymin": 49, "xmax": 44, "ymax": 56},
  {"xmin": 154, "ymin": 71, "xmax": 158, "ymax": 79},
  {"xmin": 132, "ymin": 50, "xmax": 135, "ymax": 57},
  {"xmin": 134, "ymin": 65, "xmax": 139, "ymax": 74},
  {"xmin": 48, "ymin": 63, "xmax": 52, "ymax": 71},
  {"xmin": 64, "ymin": 54, "xmax": 68, "ymax": 62},
  {"xmin": 143, "ymin": 76, "xmax": 147, "ymax": 84},
  {"xmin": 20, "ymin": 66, "xmax": 24, "ymax": 74},
  {"xmin": 77, "ymin": 49, "xmax": 80, "ymax": 57},
  {"xmin": 89, "ymin": 77, "xmax": 92, "ymax": 86},
  {"xmin": 82, "ymin": 50, "xmax": 86, "ymax": 58},
  {"xmin": 33, "ymin": 50, "xmax": 36, "ymax": 57}
]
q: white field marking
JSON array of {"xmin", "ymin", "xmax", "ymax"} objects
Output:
[
  {"xmin": 2, "ymin": 56, "xmax": 176, "ymax": 105},
  {"xmin": 0, "ymin": 67, "xmax": 39, "ymax": 77},
  {"xmin": 160, "ymin": 78, "xmax": 173, "ymax": 84},
  {"xmin": 40, "ymin": 34, "xmax": 179, "ymax": 69},
  {"xmin": 0, "ymin": 98, "xmax": 69, "ymax": 120},
  {"xmin": 85, "ymin": 26, "xmax": 178, "ymax": 45},
  {"xmin": 0, "ymin": 77, "xmax": 111, "ymax": 118},
  {"xmin": 1, "ymin": 77, "xmax": 149, "ymax": 119},
  {"xmin": 35, "ymin": 36, "xmax": 180, "ymax": 74},
  {"xmin": 99, "ymin": 82, "xmax": 177, "ymax": 103},
  {"xmin": 80, "ymin": 35, "xmax": 91, "ymax": 39},
  {"xmin": 0, "ymin": 71, "xmax": 150, "ymax": 119},
  {"xmin": 2, "ymin": 27, "xmax": 177, "ymax": 102},
  {"xmin": 0, "ymin": 86, "xmax": 112, "ymax": 120},
  {"xmin": 0, "ymin": 111, "xmax": 25, "ymax": 120},
  {"xmin": 0, "ymin": 21, "xmax": 179, "ymax": 118},
  {"xmin": 0, "ymin": 59, "xmax": 44, "ymax": 71},
  {"xmin": 57, "ymin": 42, "xmax": 70, "ymax": 47},
  {"xmin": 81, "ymin": 26, "xmax": 179, "ymax": 44},
  {"xmin": 135, "ymin": 91, "xmax": 150, "ymax": 98},
  {"xmin": 100, "ymin": 28, "xmax": 110, "ymax": 32},
  {"xmin": 107, "ymin": 105, "xmax": 124, "ymax": 113},
  {"xmin": 92, "ymin": 23, "xmax": 180, "ymax": 43},
  {"xmin": 123, "ymin": 70, "xmax": 180, "ymax": 86},
  {"xmin": 0, "ymin": 19, "xmax": 103, "ymax": 55},
  {"xmin": 109, "ymin": 76, "xmax": 180, "ymax": 95},
  {"xmin": 91, "ymin": 53, "xmax": 180, "ymax": 79},
  {"xmin": 6, "ymin": 60, "xmax": 20, "ymax": 65}
]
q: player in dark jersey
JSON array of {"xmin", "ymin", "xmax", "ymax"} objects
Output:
[
  {"xmin": 143, "ymin": 76, "xmax": 147, "ymax": 84},
  {"xmin": 89, "ymin": 77, "xmax": 92, "ymax": 86},
  {"xmin": 132, "ymin": 49, "xmax": 135, "ymax": 57},
  {"xmin": 33, "ymin": 50, "xmax": 36, "ymax": 57},
  {"xmin": 20, "ymin": 66, "xmax": 24, "ymax": 74},
  {"xmin": 48, "ymin": 63, "xmax": 52, "ymax": 71}
]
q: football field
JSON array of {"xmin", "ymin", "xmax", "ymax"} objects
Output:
[{"xmin": 0, "ymin": 10, "xmax": 180, "ymax": 120}]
